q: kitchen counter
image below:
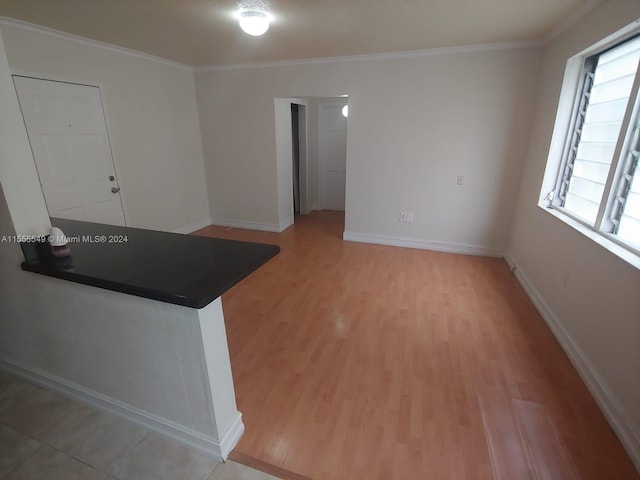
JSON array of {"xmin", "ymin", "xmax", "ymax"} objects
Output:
[{"xmin": 21, "ymin": 218, "xmax": 279, "ymax": 308}]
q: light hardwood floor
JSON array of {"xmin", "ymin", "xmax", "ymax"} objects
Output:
[{"xmin": 195, "ymin": 211, "xmax": 638, "ymax": 480}]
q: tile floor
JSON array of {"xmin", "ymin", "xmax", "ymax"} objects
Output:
[{"xmin": 0, "ymin": 370, "xmax": 280, "ymax": 480}]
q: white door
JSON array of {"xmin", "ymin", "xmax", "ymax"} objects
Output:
[
  {"xmin": 318, "ymin": 102, "xmax": 347, "ymax": 211},
  {"xmin": 14, "ymin": 76, "xmax": 126, "ymax": 225}
]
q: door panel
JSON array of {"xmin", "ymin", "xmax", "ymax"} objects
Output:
[
  {"xmin": 318, "ymin": 103, "xmax": 347, "ymax": 211},
  {"xmin": 14, "ymin": 76, "xmax": 126, "ymax": 226}
]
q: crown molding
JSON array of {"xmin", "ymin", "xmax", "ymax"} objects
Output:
[
  {"xmin": 195, "ymin": 40, "xmax": 541, "ymax": 72},
  {"xmin": 542, "ymin": 0, "xmax": 605, "ymax": 44},
  {"xmin": 0, "ymin": 15, "xmax": 542, "ymax": 74},
  {"xmin": 0, "ymin": 16, "xmax": 193, "ymax": 71},
  {"xmin": 0, "ymin": 1, "xmax": 608, "ymax": 74}
]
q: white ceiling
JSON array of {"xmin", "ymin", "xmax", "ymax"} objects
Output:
[{"xmin": 0, "ymin": 0, "xmax": 599, "ymax": 67}]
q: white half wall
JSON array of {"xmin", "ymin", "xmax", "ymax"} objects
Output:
[
  {"xmin": 506, "ymin": 0, "xmax": 640, "ymax": 470},
  {"xmin": 0, "ymin": 180, "xmax": 241, "ymax": 459},
  {"xmin": 195, "ymin": 46, "xmax": 540, "ymax": 250},
  {"xmin": 0, "ymin": 21, "xmax": 210, "ymax": 233}
]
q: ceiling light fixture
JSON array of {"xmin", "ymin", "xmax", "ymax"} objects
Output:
[
  {"xmin": 239, "ymin": 10, "xmax": 270, "ymax": 36},
  {"xmin": 342, "ymin": 105, "xmax": 349, "ymax": 118}
]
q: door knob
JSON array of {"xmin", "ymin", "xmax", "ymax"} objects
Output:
[{"xmin": 111, "ymin": 187, "xmax": 120, "ymax": 194}]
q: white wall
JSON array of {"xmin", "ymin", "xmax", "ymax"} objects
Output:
[
  {"xmin": 507, "ymin": 0, "xmax": 640, "ymax": 469},
  {"xmin": 306, "ymin": 99, "xmax": 320, "ymax": 210},
  {"xmin": 274, "ymin": 98, "xmax": 295, "ymax": 230},
  {"xmin": 195, "ymin": 47, "xmax": 540, "ymax": 250},
  {"xmin": 0, "ymin": 22, "xmax": 210, "ymax": 233},
  {"xmin": 0, "ymin": 29, "xmax": 49, "ymax": 236}
]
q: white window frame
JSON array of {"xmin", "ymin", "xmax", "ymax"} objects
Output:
[{"xmin": 540, "ymin": 24, "xmax": 640, "ymax": 267}]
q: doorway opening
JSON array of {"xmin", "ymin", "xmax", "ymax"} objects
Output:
[
  {"xmin": 317, "ymin": 100, "xmax": 348, "ymax": 212},
  {"xmin": 291, "ymin": 102, "xmax": 306, "ymax": 215},
  {"xmin": 274, "ymin": 96, "xmax": 348, "ymax": 232}
]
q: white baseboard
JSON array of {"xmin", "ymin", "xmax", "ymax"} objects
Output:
[
  {"xmin": 343, "ymin": 231, "xmax": 504, "ymax": 257},
  {"xmin": 0, "ymin": 356, "xmax": 243, "ymax": 462},
  {"xmin": 278, "ymin": 217, "xmax": 294, "ymax": 232},
  {"xmin": 172, "ymin": 217, "xmax": 212, "ymax": 234},
  {"xmin": 503, "ymin": 252, "xmax": 640, "ymax": 473},
  {"xmin": 211, "ymin": 218, "xmax": 282, "ymax": 233},
  {"xmin": 211, "ymin": 217, "xmax": 293, "ymax": 233},
  {"xmin": 218, "ymin": 413, "xmax": 244, "ymax": 460}
]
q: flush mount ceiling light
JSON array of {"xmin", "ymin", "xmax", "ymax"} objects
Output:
[
  {"xmin": 239, "ymin": 10, "xmax": 271, "ymax": 36},
  {"xmin": 342, "ymin": 105, "xmax": 349, "ymax": 118}
]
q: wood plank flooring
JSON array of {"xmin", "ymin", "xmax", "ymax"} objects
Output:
[{"xmin": 195, "ymin": 211, "xmax": 638, "ymax": 480}]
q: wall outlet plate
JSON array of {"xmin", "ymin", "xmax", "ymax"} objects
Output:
[{"xmin": 400, "ymin": 212, "xmax": 414, "ymax": 223}]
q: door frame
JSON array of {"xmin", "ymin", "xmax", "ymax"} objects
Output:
[
  {"xmin": 317, "ymin": 100, "xmax": 348, "ymax": 211},
  {"xmin": 292, "ymin": 99, "xmax": 309, "ymax": 215},
  {"xmin": 11, "ymin": 71, "xmax": 127, "ymax": 225},
  {"xmin": 274, "ymin": 97, "xmax": 311, "ymax": 230}
]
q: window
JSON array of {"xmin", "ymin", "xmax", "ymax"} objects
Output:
[{"xmin": 549, "ymin": 34, "xmax": 640, "ymax": 254}]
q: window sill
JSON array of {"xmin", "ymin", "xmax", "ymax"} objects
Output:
[{"xmin": 537, "ymin": 204, "xmax": 640, "ymax": 271}]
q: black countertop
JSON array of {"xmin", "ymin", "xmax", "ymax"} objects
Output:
[{"xmin": 21, "ymin": 219, "xmax": 279, "ymax": 309}]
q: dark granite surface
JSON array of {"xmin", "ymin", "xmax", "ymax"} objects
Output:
[{"xmin": 21, "ymin": 218, "xmax": 279, "ymax": 308}]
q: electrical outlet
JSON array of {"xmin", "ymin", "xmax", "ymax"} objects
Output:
[
  {"xmin": 399, "ymin": 212, "xmax": 414, "ymax": 223},
  {"xmin": 457, "ymin": 175, "xmax": 464, "ymax": 186}
]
